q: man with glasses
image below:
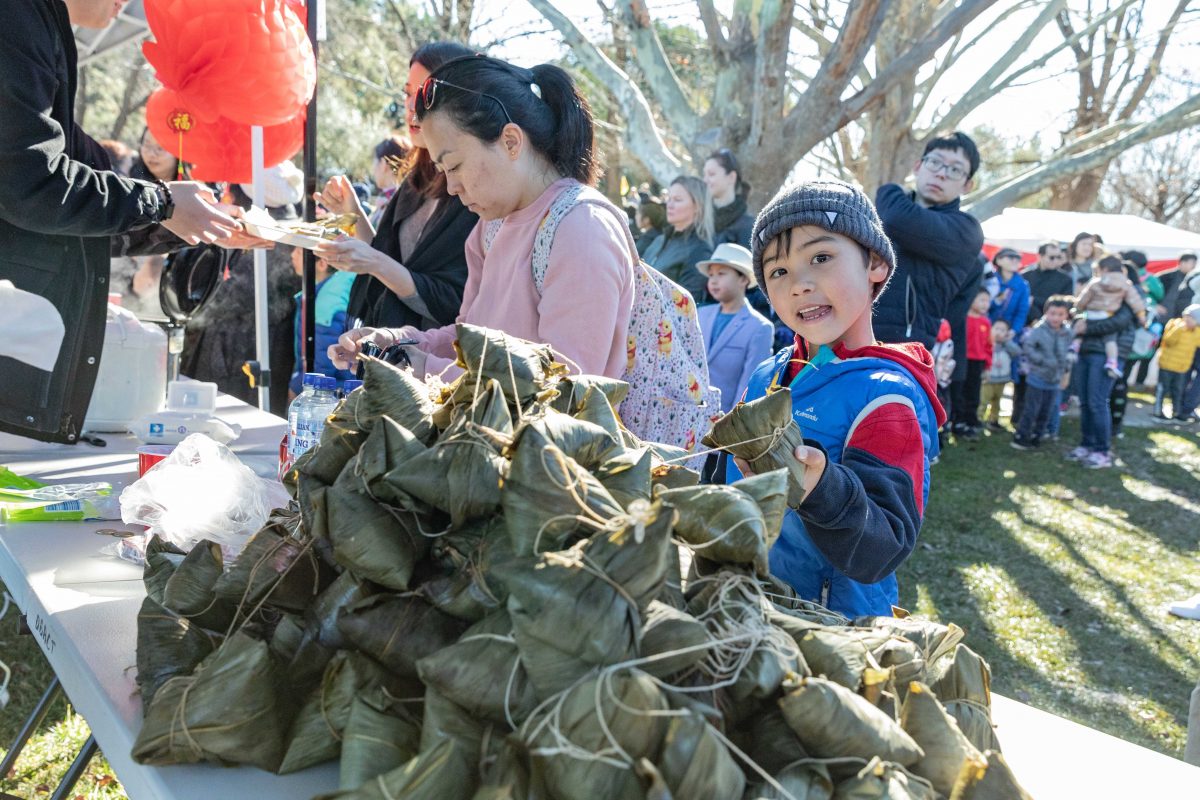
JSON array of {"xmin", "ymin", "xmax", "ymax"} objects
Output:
[
  {"xmin": 1024, "ymin": 242, "xmax": 1074, "ymax": 327},
  {"xmin": 873, "ymin": 132, "xmax": 985, "ymax": 356}
]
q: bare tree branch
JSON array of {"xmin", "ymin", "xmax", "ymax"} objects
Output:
[
  {"xmin": 966, "ymin": 92, "xmax": 1200, "ymax": 220},
  {"xmin": 527, "ymin": 0, "xmax": 683, "ymax": 182},
  {"xmin": 616, "ymin": 0, "xmax": 700, "ymax": 143},
  {"xmin": 784, "ymin": 0, "xmax": 888, "ymax": 137},
  {"xmin": 1117, "ymin": 0, "xmax": 1189, "ymax": 118},
  {"xmin": 824, "ymin": 0, "xmax": 997, "ymax": 137},
  {"xmin": 696, "ymin": 0, "xmax": 728, "ymax": 55},
  {"xmin": 934, "ymin": 0, "xmax": 1065, "ymax": 132}
]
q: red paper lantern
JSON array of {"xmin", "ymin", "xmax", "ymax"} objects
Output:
[
  {"xmin": 143, "ymin": 0, "xmax": 315, "ymax": 128},
  {"xmin": 146, "ymin": 88, "xmax": 304, "ymax": 184}
]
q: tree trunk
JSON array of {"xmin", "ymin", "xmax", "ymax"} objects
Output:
[
  {"xmin": 1047, "ymin": 164, "xmax": 1109, "ymax": 211},
  {"xmin": 860, "ymin": 0, "xmax": 928, "ymax": 193}
]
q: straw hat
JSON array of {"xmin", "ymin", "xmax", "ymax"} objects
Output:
[{"xmin": 696, "ymin": 243, "xmax": 757, "ymax": 288}]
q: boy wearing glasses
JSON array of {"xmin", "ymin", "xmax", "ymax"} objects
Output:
[{"xmin": 872, "ymin": 132, "xmax": 985, "ymax": 354}]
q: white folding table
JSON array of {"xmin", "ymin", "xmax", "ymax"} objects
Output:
[{"xmin": 2, "ymin": 396, "xmax": 1198, "ymax": 798}]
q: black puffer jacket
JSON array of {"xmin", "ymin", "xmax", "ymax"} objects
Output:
[
  {"xmin": 873, "ymin": 184, "xmax": 984, "ymax": 351},
  {"xmin": 0, "ymin": 0, "xmax": 175, "ymax": 443}
]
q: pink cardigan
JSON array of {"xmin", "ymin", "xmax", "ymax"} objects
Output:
[{"xmin": 402, "ymin": 178, "xmax": 636, "ymax": 380}]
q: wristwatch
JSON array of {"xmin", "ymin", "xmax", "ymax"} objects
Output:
[{"xmin": 153, "ymin": 180, "xmax": 175, "ymax": 221}]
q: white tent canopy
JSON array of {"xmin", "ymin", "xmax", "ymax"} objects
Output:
[
  {"xmin": 75, "ymin": 0, "xmax": 149, "ymax": 65},
  {"xmin": 982, "ymin": 207, "xmax": 1200, "ymax": 263}
]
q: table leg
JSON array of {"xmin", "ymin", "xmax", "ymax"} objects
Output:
[
  {"xmin": 48, "ymin": 735, "xmax": 98, "ymax": 800},
  {"xmin": 0, "ymin": 676, "xmax": 62, "ymax": 777}
]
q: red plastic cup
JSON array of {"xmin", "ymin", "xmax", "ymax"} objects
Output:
[{"xmin": 137, "ymin": 445, "xmax": 175, "ymax": 477}]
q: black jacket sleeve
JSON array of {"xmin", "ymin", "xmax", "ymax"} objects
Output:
[
  {"xmin": 796, "ymin": 440, "xmax": 922, "ymax": 585},
  {"xmin": 404, "ymin": 199, "xmax": 476, "ymax": 325},
  {"xmin": 875, "ymin": 184, "xmax": 984, "ymax": 266},
  {"xmin": 0, "ymin": 4, "xmax": 166, "ymax": 237}
]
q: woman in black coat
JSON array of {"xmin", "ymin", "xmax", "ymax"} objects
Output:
[{"xmin": 314, "ymin": 42, "xmax": 478, "ymax": 331}]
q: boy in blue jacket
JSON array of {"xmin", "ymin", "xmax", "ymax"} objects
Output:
[{"xmin": 729, "ymin": 180, "xmax": 946, "ymax": 617}]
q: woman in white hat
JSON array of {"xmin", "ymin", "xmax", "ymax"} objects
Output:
[{"xmin": 695, "ymin": 242, "xmax": 775, "ymax": 414}]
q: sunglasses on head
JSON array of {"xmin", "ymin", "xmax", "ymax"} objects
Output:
[{"xmin": 416, "ymin": 76, "xmax": 513, "ymax": 124}]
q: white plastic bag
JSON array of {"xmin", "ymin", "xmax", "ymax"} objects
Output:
[{"xmin": 119, "ymin": 433, "xmax": 289, "ymax": 556}]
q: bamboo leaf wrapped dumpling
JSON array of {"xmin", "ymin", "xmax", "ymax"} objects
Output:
[
  {"xmin": 134, "ymin": 596, "xmax": 219, "ymax": 708},
  {"xmin": 658, "ymin": 482, "xmax": 772, "ymax": 575},
  {"xmin": 640, "ymin": 601, "xmax": 710, "ymax": 679},
  {"xmin": 454, "ymin": 323, "xmax": 567, "ymax": 407},
  {"xmin": 359, "ymin": 356, "xmax": 436, "ymax": 442},
  {"xmin": 899, "ymin": 681, "xmax": 982, "ymax": 796},
  {"xmin": 833, "ymin": 757, "xmax": 938, "ymax": 800},
  {"xmin": 948, "ymin": 750, "xmax": 1032, "ymax": 800},
  {"xmin": 701, "ymin": 390, "xmax": 807, "ymax": 508},
  {"xmin": 161, "ymin": 539, "xmax": 234, "ymax": 632},
  {"xmin": 596, "ymin": 448, "xmax": 653, "ymax": 509},
  {"xmin": 278, "ymin": 650, "xmax": 377, "ymax": 774},
  {"xmin": 338, "ymin": 687, "xmax": 422, "ymax": 792},
  {"xmin": 549, "ymin": 374, "xmax": 630, "ymax": 416},
  {"xmin": 314, "ymin": 739, "xmax": 476, "ymax": 800},
  {"xmin": 522, "ymin": 671, "xmax": 670, "ymax": 800},
  {"xmin": 501, "ymin": 428, "xmax": 623, "ymax": 555},
  {"xmin": 388, "ymin": 383, "xmax": 512, "ymax": 527},
  {"xmin": 416, "ymin": 610, "xmax": 539, "ymax": 726},
  {"xmin": 778, "ymin": 676, "xmax": 924, "ymax": 766},
  {"xmin": 212, "ymin": 515, "xmax": 330, "ymax": 615},
  {"xmin": 337, "ymin": 594, "xmax": 468, "ymax": 678},
  {"xmin": 927, "ymin": 645, "xmax": 1001, "ymax": 754},
  {"xmin": 657, "ymin": 711, "xmax": 745, "ymax": 800},
  {"xmin": 324, "ymin": 461, "xmax": 431, "ymax": 591},
  {"xmin": 132, "ymin": 632, "xmax": 287, "ymax": 771}
]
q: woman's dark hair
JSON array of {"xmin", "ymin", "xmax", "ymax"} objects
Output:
[
  {"xmin": 1067, "ymin": 231, "xmax": 1096, "ymax": 262},
  {"xmin": 705, "ymin": 148, "xmax": 751, "ymax": 200},
  {"xmin": 396, "ymin": 40, "xmax": 476, "ymax": 209},
  {"xmin": 415, "ymin": 55, "xmax": 598, "ymax": 186},
  {"xmin": 374, "ymin": 135, "xmax": 410, "ymax": 162}
]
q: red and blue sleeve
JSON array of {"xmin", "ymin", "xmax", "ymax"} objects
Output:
[{"xmin": 795, "ymin": 396, "xmax": 927, "ymax": 584}]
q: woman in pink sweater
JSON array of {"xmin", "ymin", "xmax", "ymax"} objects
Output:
[{"xmin": 329, "ymin": 55, "xmax": 635, "ymax": 380}]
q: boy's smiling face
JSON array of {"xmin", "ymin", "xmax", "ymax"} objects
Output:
[{"xmin": 761, "ymin": 225, "xmax": 889, "ymax": 350}]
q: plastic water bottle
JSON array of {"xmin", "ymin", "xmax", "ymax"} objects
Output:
[
  {"xmin": 341, "ymin": 379, "xmax": 363, "ymax": 398},
  {"xmin": 286, "ymin": 373, "xmax": 339, "ymax": 465}
]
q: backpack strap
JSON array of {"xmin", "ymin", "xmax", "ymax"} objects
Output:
[{"xmin": 530, "ymin": 184, "xmax": 640, "ymax": 296}]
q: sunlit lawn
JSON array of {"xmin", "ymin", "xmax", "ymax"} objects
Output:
[
  {"xmin": 902, "ymin": 411, "xmax": 1200, "ymax": 758},
  {"xmin": 3, "ymin": 402, "xmax": 1198, "ymax": 797}
]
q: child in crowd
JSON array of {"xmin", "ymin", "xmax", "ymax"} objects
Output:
[
  {"xmin": 987, "ymin": 247, "xmax": 1031, "ymax": 334},
  {"xmin": 729, "ymin": 180, "xmax": 945, "ymax": 617},
  {"xmin": 695, "ymin": 243, "xmax": 775, "ymax": 413},
  {"xmin": 952, "ymin": 288, "xmax": 992, "ymax": 439},
  {"xmin": 288, "ymin": 246, "xmax": 356, "ymax": 397},
  {"xmin": 979, "ymin": 318, "xmax": 1019, "ymax": 430},
  {"xmin": 1074, "ymin": 254, "xmax": 1146, "ymax": 378},
  {"xmin": 1013, "ymin": 296, "xmax": 1074, "ymax": 449},
  {"xmin": 931, "ymin": 319, "xmax": 956, "ymax": 451},
  {"xmin": 1155, "ymin": 304, "xmax": 1200, "ymax": 423}
]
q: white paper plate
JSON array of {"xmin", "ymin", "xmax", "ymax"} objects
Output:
[{"xmin": 240, "ymin": 207, "xmax": 328, "ymax": 250}]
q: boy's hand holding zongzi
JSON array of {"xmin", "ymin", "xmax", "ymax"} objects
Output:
[{"xmin": 734, "ymin": 445, "xmax": 825, "ymax": 506}]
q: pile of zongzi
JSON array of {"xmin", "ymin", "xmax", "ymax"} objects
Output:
[{"xmin": 131, "ymin": 322, "xmax": 1029, "ymax": 800}]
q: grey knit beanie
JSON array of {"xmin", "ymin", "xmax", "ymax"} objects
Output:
[{"xmin": 751, "ymin": 179, "xmax": 896, "ymax": 296}]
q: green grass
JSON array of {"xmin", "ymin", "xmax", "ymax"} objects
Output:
[
  {"xmin": 901, "ymin": 415, "xmax": 1200, "ymax": 757},
  {"xmin": 2, "ymin": 409, "xmax": 1197, "ymax": 794},
  {"xmin": 0, "ymin": 617, "xmax": 126, "ymax": 798}
]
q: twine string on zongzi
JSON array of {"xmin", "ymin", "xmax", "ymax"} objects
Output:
[
  {"xmin": 659, "ymin": 425, "xmax": 790, "ymax": 467},
  {"xmin": 223, "ymin": 536, "xmax": 316, "ymax": 641}
]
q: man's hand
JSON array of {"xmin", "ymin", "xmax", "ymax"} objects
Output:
[
  {"xmin": 211, "ymin": 204, "xmax": 275, "ymax": 250},
  {"xmin": 161, "ymin": 182, "xmax": 239, "ymax": 244},
  {"xmin": 733, "ymin": 444, "xmax": 826, "ymax": 506},
  {"xmin": 328, "ymin": 326, "xmax": 398, "ymax": 371}
]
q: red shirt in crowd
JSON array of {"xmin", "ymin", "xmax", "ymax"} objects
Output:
[{"xmin": 966, "ymin": 312, "xmax": 992, "ymax": 369}]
